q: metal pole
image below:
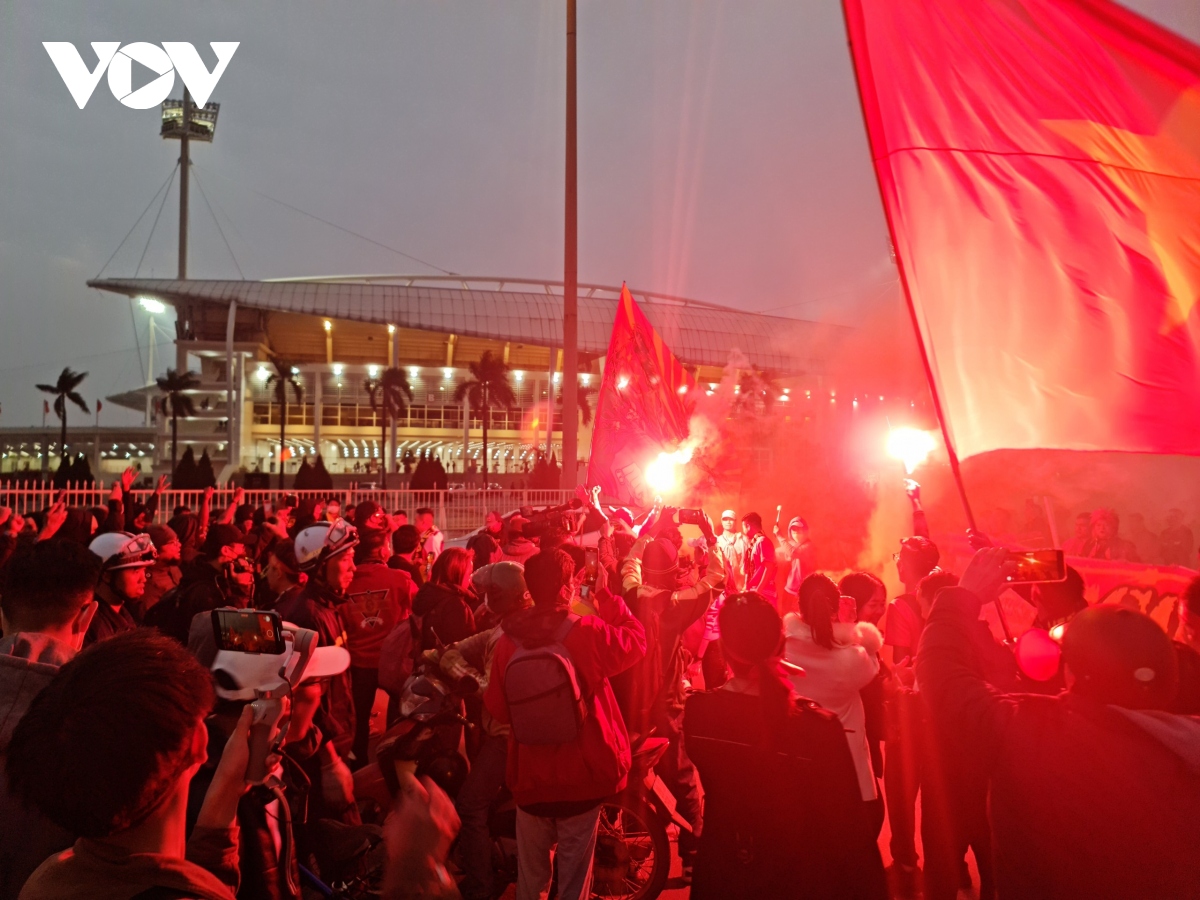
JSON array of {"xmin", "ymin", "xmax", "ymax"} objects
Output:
[
  {"xmin": 545, "ymin": 345, "xmax": 557, "ymax": 458},
  {"xmin": 145, "ymin": 316, "xmax": 155, "ymax": 425},
  {"xmin": 390, "ymin": 331, "xmax": 399, "ymax": 477},
  {"xmin": 178, "ymin": 90, "xmax": 190, "ymax": 280},
  {"xmin": 560, "ymin": 0, "xmax": 579, "ymax": 488}
]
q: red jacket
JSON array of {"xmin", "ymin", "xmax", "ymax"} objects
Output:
[{"xmin": 485, "ymin": 588, "xmax": 646, "ymax": 808}]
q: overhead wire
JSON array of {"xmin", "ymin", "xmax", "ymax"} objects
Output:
[
  {"xmin": 193, "ymin": 162, "xmax": 457, "ymax": 275},
  {"xmin": 135, "ymin": 167, "xmax": 177, "ymax": 277},
  {"xmin": 94, "ymin": 163, "xmax": 179, "ymax": 281},
  {"xmin": 192, "ymin": 168, "xmax": 245, "ymax": 278}
]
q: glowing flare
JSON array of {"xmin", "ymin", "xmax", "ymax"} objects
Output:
[
  {"xmin": 644, "ymin": 446, "xmax": 694, "ymax": 495},
  {"xmin": 887, "ymin": 427, "xmax": 937, "ymax": 474}
]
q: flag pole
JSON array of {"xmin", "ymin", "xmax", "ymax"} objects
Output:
[{"xmin": 841, "ymin": 1, "xmax": 977, "ymax": 533}]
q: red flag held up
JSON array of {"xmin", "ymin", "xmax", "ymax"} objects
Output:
[
  {"xmin": 587, "ymin": 285, "xmax": 695, "ymax": 508},
  {"xmin": 845, "ymin": 0, "xmax": 1200, "ymax": 459}
]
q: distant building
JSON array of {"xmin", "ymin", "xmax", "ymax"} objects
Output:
[{"xmin": 80, "ymin": 275, "xmax": 848, "ymax": 483}]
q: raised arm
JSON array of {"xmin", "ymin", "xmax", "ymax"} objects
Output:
[{"xmin": 915, "ymin": 548, "xmax": 1019, "ymax": 769}]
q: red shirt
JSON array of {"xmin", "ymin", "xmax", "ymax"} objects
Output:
[{"xmin": 341, "ymin": 561, "xmax": 416, "ymax": 669}]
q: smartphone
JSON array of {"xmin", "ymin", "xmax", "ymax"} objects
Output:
[
  {"xmin": 1004, "ymin": 549, "xmax": 1067, "ymax": 583},
  {"xmin": 678, "ymin": 508, "xmax": 706, "ymax": 526},
  {"xmin": 584, "ymin": 547, "xmax": 599, "ymax": 585},
  {"xmin": 212, "ymin": 609, "xmax": 286, "ymax": 655}
]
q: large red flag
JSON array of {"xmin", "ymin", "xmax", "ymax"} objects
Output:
[
  {"xmin": 845, "ymin": 0, "xmax": 1200, "ymax": 459},
  {"xmin": 587, "ymin": 285, "xmax": 695, "ymax": 507}
]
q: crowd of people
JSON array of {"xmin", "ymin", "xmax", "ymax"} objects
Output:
[{"xmin": 0, "ymin": 468, "xmax": 1198, "ymax": 899}]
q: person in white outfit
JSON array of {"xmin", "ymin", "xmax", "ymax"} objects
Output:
[{"xmin": 783, "ymin": 572, "xmax": 884, "ymax": 834}]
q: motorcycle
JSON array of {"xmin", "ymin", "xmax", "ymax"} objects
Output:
[{"xmin": 353, "ymin": 662, "xmax": 679, "ymax": 900}]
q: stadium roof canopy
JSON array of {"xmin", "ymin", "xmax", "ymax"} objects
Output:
[{"xmin": 88, "ymin": 276, "xmax": 848, "ymax": 375}]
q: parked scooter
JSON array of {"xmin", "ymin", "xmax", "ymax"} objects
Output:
[{"xmin": 353, "ymin": 662, "xmax": 679, "ymax": 899}]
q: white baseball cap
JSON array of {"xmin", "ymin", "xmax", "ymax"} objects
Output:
[
  {"xmin": 187, "ymin": 612, "xmax": 350, "ymax": 700},
  {"xmin": 721, "ymin": 510, "xmax": 736, "ymax": 521},
  {"xmin": 210, "ymin": 642, "xmax": 350, "ymax": 700}
]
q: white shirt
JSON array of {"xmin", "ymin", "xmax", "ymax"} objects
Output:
[{"xmin": 782, "ymin": 615, "xmax": 882, "ymax": 800}]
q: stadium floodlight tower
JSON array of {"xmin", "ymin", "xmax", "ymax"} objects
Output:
[{"xmin": 161, "ymin": 92, "xmax": 219, "ymax": 280}]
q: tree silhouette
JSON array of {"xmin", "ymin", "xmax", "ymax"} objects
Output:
[
  {"xmin": 732, "ymin": 366, "xmax": 781, "ymax": 418},
  {"xmin": 265, "ymin": 357, "xmax": 304, "ymax": 490},
  {"xmin": 453, "ymin": 351, "xmax": 516, "ymax": 479},
  {"xmin": 557, "ymin": 382, "xmax": 597, "ymax": 427},
  {"xmin": 156, "ymin": 369, "xmax": 199, "ymax": 481},
  {"xmin": 363, "ymin": 367, "xmax": 414, "ymax": 489},
  {"xmin": 37, "ymin": 367, "xmax": 89, "ymax": 474}
]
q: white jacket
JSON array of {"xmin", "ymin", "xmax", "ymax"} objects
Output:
[{"xmin": 783, "ymin": 615, "xmax": 883, "ymax": 800}]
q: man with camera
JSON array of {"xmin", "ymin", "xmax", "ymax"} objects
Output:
[{"xmin": 187, "ymin": 615, "xmax": 358, "ymax": 899}]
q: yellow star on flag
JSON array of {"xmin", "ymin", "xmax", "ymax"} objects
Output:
[{"xmin": 1045, "ymin": 88, "xmax": 1200, "ymax": 332}]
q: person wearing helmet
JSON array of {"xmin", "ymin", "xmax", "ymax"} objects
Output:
[
  {"xmin": 86, "ymin": 531, "xmax": 156, "ymax": 645},
  {"xmin": 277, "ymin": 518, "xmax": 359, "ymax": 756},
  {"xmin": 438, "ymin": 560, "xmax": 532, "ymax": 900},
  {"xmin": 145, "ymin": 524, "xmax": 255, "ymax": 644},
  {"xmin": 341, "ymin": 501, "xmax": 416, "ymax": 766}
]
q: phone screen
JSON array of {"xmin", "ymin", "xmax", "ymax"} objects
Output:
[
  {"xmin": 212, "ymin": 609, "xmax": 286, "ymax": 654},
  {"xmin": 1006, "ymin": 549, "xmax": 1066, "ymax": 583}
]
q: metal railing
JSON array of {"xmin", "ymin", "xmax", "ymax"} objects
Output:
[{"xmin": 0, "ymin": 484, "xmax": 576, "ymax": 538}]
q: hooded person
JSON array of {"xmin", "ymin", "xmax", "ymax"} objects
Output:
[
  {"xmin": 52, "ymin": 507, "xmax": 98, "ymax": 547},
  {"xmin": 146, "ymin": 524, "xmax": 255, "ymax": 645},
  {"xmin": 86, "ymin": 531, "xmax": 156, "ymax": 645},
  {"xmin": 616, "ymin": 508, "xmax": 725, "ymax": 873},
  {"xmin": 185, "ymin": 614, "xmax": 356, "ymax": 900},
  {"xmin": 917, "ymin": 547, "xmax": 1200, "ymax": 900},
  {"xmin": 276, "ymin": 519, "xmax": 359, "ymax": 756},
  {"xmin": 439, "ymin": 561, "xmax": 533, "ymax": 900},
  {"xmin": 341, "ymin": 501, "xmax": 416, "ymax": 766}
]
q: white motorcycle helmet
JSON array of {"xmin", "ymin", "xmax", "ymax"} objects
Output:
[
  {"xmin": 89, "ymin": 531, "xmax": 157, "ymax": 572},
  {"xmin": 294, "ymin": 518, "xmax": 359, "ymax": 573}
]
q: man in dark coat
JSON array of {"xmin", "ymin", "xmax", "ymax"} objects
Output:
[{"xmin": 917, "ymin": 547, "xmax": 1200, "ymax": 900}]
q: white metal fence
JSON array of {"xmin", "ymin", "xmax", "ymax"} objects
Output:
[{"xmin": 0, "ymin": 484, "xmax": 577, "ymax": 538}]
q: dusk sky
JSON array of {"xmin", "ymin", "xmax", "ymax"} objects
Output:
[{"xmin": 2, "ymin": 1, "xmax": 1197, "ymax": 426}]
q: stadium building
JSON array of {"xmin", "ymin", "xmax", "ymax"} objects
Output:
[{"xmin": 9, "ymin": 275, "xmax": 849, "ymax": 484}]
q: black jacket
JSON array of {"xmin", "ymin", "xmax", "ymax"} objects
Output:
[
  {"xmin": 917, "ymin": 586, "xmax": 1200, "ymax": 900},
  {"xmin": 146, "ymin": 562, "xmax": 232, "ymax": 644},
  {"xmin": 411, "ymin": 582, "xmax": 476, "ymax": 652},
  {"xmin": 277, "ymin": 582, "xmax": 355, "ymax": 755}
]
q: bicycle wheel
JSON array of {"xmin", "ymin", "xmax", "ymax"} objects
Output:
[{"xmin": 589, "ymin": 799, "xmax": 670, "ymax": 900}]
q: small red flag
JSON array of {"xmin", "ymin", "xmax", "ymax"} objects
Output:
[
  {"xmin": 587, "ymin": 285, "xmax": 695, "ymax": 507},
  {"xmin": 845, "ymin": 0, "xmax": 1200, "ymax": 458},
  {"xmin": 96, "ymin": 399, "xmax": 102, "ymax": 413},
  {"xmin": 43, "ymin": 399, "xmax": 50, "ymax": 416}
]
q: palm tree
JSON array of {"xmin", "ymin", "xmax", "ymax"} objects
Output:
[
  {"xmin": 363, "ymin": 367, "xmax": 414, "ymax": 488},
  {"xmin": 155, "ymin": 369, "xmax": 199, "ymax": 481},
  {"xmin": 453, "ymin": 351, "xmax": 517, "ymax": 479},
  {"xmin": 37, "ymin": 367, "xmax": 89, "ymax": 474},
  {"xmin": 558, "ymin": 382, "xmax": 597, "ymax": 427},
  {"xmin": 265, "ymin": 357, "xmax": 304, "ymax": 489}
]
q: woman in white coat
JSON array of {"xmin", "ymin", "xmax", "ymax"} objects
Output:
[{"xmin": 784, "ymin": 572, "xmax": 884, "ymax": 832}]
